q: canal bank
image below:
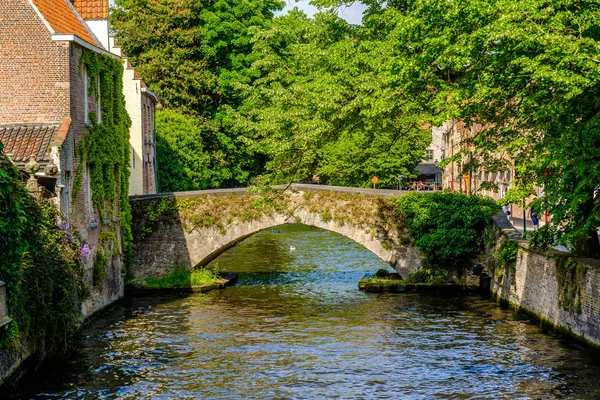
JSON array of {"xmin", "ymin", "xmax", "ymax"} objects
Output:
[{"xmin": 486, "ymin": 212, "xmax": 600, "ymax": 350}]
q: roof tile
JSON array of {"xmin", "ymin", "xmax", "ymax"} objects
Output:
[
  {"xmin": 0, "ymin": 123, "xmax": 62, "ymax": 164},
  {"xmin": 31, "ymin": 0, "xmax": 98, "ymax": 46},
  {"xmin": 72, "ymin": 0, "xmax": 108, "ymax": 19}
]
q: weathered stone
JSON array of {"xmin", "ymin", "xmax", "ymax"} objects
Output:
[
  {"xmin": 488, "ymin": 212, "xmax": 600, "ymax": 348},
  {"xmin": 129, "ymin": 188, "xmax": 423, "ymax": 280},
  {"xmin": 0, "ymin": 281, "xmax": 11, "ymax": 329}
]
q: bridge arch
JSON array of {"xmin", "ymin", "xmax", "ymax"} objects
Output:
[{"xmin": 129, "ymin": 186, "xmax": 422, "ymax": 280}]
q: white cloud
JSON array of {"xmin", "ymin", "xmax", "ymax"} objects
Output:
[{"xmin": 276, "ymin": 1, "xmax": 367, "ymax": 25}]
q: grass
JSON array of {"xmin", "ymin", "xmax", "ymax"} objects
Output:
[{"xmin": 139, "ymin": 266, "xmax": 219, "ymax": 289}]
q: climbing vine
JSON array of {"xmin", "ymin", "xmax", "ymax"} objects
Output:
[
  {"xmin": 555, "ymin": 257, "xmax": 587, "ymax": 314},
  {"xmin": 75, "ymin": 49, "xmax": 133, "ymax": 269},
  {"xmin": 0, "ymin": 143, "xmax": 88, "ymax": 357}
]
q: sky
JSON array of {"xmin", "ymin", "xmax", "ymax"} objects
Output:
[
  {"xmin": 108, "ymin": 0, "xmax": 367, "ymax": 26},
  {"xmin": 277, "ymin": 1, "xmax": 367, "ymax": 25}
]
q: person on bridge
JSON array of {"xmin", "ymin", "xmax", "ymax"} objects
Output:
[{"xmin": 529, "ymin": 207, "xmax": 539, "ymax": 231}]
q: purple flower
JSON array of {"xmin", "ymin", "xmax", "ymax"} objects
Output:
[{"xmin": 80, "ymin": 243, "xmax": 90, "ymax": 259}]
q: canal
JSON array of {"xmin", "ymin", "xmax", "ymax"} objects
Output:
[{"xmin": 5, "ymin": 224, "xmax": 600, "ymax": 399}]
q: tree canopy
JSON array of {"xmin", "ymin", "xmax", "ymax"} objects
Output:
[{"xmin": 111, "ymin": 0, "xmax": 600, "ymax": 257}]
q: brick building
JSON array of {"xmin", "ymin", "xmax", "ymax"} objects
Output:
[
  {"xmin": 439, "ymin": 120, "xmax": 514, "ymax": 200},
  {"xmin": 109, "ymin": 36, "xmax": 158, "ymax": 196},
  {"xmin": 0, "ymin": 0, "xmax": 125, "ymax": 316}
]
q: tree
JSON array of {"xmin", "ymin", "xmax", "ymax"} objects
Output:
[
  {"xmin": 111, "ymin": 0, "xmax": 284, "ymax": 188},
  {"xmin": 310, "ymin": 0, "xmax": 600, "ymax": 257},
  {"xmin": 230, "ymin": 10, "xmax": 431, "ymax": 187},
  {"xmin": 155, "ymin": 109, "xmax": 211, "ymax": 192}
]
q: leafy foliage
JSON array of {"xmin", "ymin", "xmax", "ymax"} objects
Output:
[
  {"xmin": 231, "ymin": 10, "xmax": 431, "ymax": 186},
  {"xmin": 395, "ymin": 192, "xmax": 498, "ymax": 276},
  {"xmin": 155, "ymin": 109, "xmax": 211, "ymax": 192},
  {"xmin": 111, "ymin": 0, "xmax": 284, "ymax": 189},
  {"xmin": 78, "ymin": 49, "xmax": 133, "ymax": 267},
  {"xmin": 0, "ymin": 143, "xmax": 88, "ymax": 357}
]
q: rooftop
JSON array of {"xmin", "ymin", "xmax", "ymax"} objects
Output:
[
  {"xmin": 0, "ymin": 120, "xmax": 70, "ymax": 166},
  {"xmin": 31, "ymin": 0, "xmax": 99, "ymax": 46}
]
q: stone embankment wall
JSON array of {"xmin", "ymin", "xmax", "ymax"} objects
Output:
[
  {"xmin": 129, "ymin": 188, "xmax": 422, "ymax": 280},
  {"xmin": 488, "ymin": 213, "xmax": 600, "ymax": 347}
]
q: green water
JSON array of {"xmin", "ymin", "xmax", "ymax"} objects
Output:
[{"xmin": 5, "ymin": 224, "xmax": 600, "ymax": 399}]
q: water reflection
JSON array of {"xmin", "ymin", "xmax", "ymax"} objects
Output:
[{"xmin": 4, "ymin": 224, "xmax": 600, "ymax": 399}]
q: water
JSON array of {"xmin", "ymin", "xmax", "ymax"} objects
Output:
[{"xmin": 5, "ymin": 224, "xmax": 600, "ymax": 399}]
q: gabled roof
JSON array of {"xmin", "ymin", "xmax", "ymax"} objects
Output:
[
  {"xmin": 0, "ymin": 119, "xmax": 71, "ymax": 165},
  {"xmin": 31, "ymin": 0, "xmax": 99, "ymax": 46},
  {"xmin": 72, "ymin": 0, "xmax": 108, "ymax": 19}
]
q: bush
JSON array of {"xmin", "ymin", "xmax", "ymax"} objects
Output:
[
  {"xmin": 395, "ymin": 192, "xmax": 498, "ymax": 277},
  {"xmin": 155, "ymin": 109, "xmax": 212, "ymax": 192},
  {"xmin": 0, "ymin": 143, "xmax": 88, "ymax": 357},
  {"xmin": 375, "ymin": 268, "xmax": 389, "ymax": 277}
]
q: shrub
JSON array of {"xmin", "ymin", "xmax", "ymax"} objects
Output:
[
  {"xmin": 0, "ymin": 143, "xmax": 88, "ymax": 357},
  {"xmin": 375, "ymin": 268, "xmax": 389, "ymax": 277},
  {"xmin": 395, "ymin": 192, "xmax": 498, "ymax": 277}
]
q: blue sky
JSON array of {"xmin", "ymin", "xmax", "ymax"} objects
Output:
[
  {"xmin": 277, "ymin": 1, "xmax": 367, "ymax": 25},
  {"xmin": 108, "ymin": 1, "xmax": 367, "ymax": 25}
]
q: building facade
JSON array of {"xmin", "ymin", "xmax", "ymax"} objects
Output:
[
  {"xmin": 0, "ymin": 0, "xmax": 125, "ymax": 316},
  {"xmin": 439, "ymin": 120, "xmax": 514, "ymax": 201},
  {"xmin": 109, "ymin": 36, "xmax": 158, "ymax": 195}
]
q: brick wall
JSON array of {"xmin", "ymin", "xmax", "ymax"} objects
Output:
[
  {"xmin": 68, "ymin": 44, "xmax": 124, "ymax": 317},
  {"xmin": 141, "ymin": 93, "xmax": 156, "ymax": 194},
  {"xmin": 0, "ymin": 0, "xmax": 70, "ymax": 123}
]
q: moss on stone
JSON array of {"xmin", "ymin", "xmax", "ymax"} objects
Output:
[{"xmin": 555, "ymin": 256, "xmax": 586, "ymax": 314}]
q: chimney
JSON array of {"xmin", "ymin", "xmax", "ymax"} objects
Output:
[{"xmin": 72, "ymin": 0, "xmax": 110, "ymax": 50}]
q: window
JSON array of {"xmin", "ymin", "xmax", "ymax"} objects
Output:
[
  {"xmin": 83, "ymin": 67, "xmax": 89, "ymax": 124},
  {"xmin": 425, "ymin": 149, "xmax": 434, "ymax": 161},
  {"xmin": 84, "ymin": 164, "xmax": 96, "ymax": 225},
  {"xmin": 96, "ymin": 75, "xmax": 102, "ymax": 123}
]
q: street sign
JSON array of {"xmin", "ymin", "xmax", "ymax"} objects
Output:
[{"xmin": 371, "ymin": 176, "xmax": 379, "ymax": 189}]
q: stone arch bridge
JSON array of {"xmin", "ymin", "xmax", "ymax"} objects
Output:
[{"xmin": 129, "ymin": 184, "xmax": 422, "ymax": 280}]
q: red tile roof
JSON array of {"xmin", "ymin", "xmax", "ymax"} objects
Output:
[
  {"xmin": 31, "ymin": 0, "xmax": 98, "ymax": 46},
  {"xmin": 72, "ymin": 0, "xmax": 108, "ymax": 19},
  {"xmin": 0, "ymin": 120, "xmax": 70, "ymax": 165}
]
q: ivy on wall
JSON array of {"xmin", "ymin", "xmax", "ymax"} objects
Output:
[
  {"xmin": 75, "ymin": 49, "xmax": 133, "ymax": 270},
  {"xmin": 0, "ymin": 143, "xmax": 89, "ymax": 357}
]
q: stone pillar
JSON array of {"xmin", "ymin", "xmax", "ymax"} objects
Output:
[
  {"xmin": 24, "ymin": 156, "xmax": 41, "ymax": 195},
  {"xmin": 0, "ymin": 281, "xmax": 12, "ymax": 329}
]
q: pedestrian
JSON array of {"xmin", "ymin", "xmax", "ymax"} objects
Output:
[
  {"xmin": 529, "ymin": 207, "xmax": 539, "ymax": 231},
  {"xmin": 502, "ymin": 204, "xmax": 511, "ymax": 217}
]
